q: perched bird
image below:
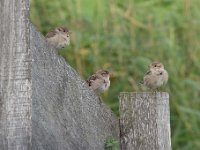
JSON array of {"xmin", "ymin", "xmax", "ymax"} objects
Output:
[
  {"xmin": 143, "ymin": 62, "xmax": 168, "ymax": 90},
  {"xmin": 86, "ymin": 70, "xmax": 111, "ymax": 94},
  {"xmin": 46, "ymin": 26, "xmax": 71, "ymax": 51}
]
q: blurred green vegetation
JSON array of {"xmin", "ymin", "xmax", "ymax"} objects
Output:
[{"xmin": 30, "ymin": 0, "xmax": 200, "ymax": 149}]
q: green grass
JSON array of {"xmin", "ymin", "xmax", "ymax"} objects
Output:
[{"xmin": 30, "ymin": 0, "xmax": 200, "ymax": 149}]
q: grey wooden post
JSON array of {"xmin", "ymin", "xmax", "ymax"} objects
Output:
[
  {"xmin": 0, "ymin": 0, "xmax": 119, "ymax": 149},
  {"xmin": 0, "ymin": 0, "xmax": 31, "ymax": 149},
  {"xmin": 119, "ymin": 92, "xmax": 171, "ymax": 150}
]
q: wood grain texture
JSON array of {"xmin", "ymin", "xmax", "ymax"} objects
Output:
[
  {"xmin": 30, "ymin": 25, "xmax": 119, "ymax": 150},
  {"xmin": 119, "ymin": 92, "xmax": 171, "ymax": 150},
  {"xmin": 0, "ymin": 0, "xmax": 31, "ymax": 150}
]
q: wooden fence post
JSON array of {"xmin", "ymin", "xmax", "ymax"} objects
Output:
[
  {"xmin": 119, "ymin": 92, "xmax": 171, "ymax": 150},
  {"xmin": 0, "ymin": 0, "xmax": 31, "ymax": 149}
]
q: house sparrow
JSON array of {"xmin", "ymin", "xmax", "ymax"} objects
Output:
[
  {"xmin": 86, "ymin": 70, "xmax": 111, "ymax": 94},
  {"xmin": 46, "ymin": 26, "xmax": 71, "ymax": 51},
  {"xmin": 143, "ymin": 62, "xmax": 168, "ymax": 90}
]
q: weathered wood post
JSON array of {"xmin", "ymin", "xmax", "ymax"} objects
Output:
[
  {"xmin": 0, "ymin": 0, "xmax": 31, "ymax": 149},
  {"xmin": 119, "ymin": 92, "xmax": 171, "ymax": 150},
  {"xmin": 0, "ymin": 0, "xmax": 119, "ymax": 150}
]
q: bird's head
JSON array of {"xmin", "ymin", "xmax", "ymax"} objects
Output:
[
  {"xmin": 56, "ymin": 26, "xmax": 71, "ymax": 37},
  {"xmin": 96, "ymin": 70, "xmax": 111, "ymax": 78},
  {"xmin": 149, "ymin": 62, "xmax": 164, "ymax": 70}
]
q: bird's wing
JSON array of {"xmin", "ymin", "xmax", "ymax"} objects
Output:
[
  {"xmin": 163, "ymin": 70, "xmax": 169, "ymax": 84},
  {"xmin": 143, "ymin": 70, "xmax": 155, "ymax": 86},
  {"xmin": 145, "ymin": 70, "xmax": 152, "ymax": 75},
  {"xmin": 86, "ymin": 74, "xmax": 104, "ymax": 90},
  {"xmin": 46, "ymin": 30, "xmax": 57, "ymax": 38},
  {"xmin": 86, "ymin": 75, "xmax": 98, "ymax": 86}
]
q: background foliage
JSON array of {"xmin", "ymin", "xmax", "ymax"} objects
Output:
[{"xmin": 31, "ymin": 0, "xmax": 200, "ymax": 149}]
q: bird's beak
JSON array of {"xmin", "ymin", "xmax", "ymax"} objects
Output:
[{"xmin": 68, "ymin": 31, "xmax": 72, "ymax": 35}]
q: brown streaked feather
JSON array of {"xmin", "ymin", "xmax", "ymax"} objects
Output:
[
  {"xmin": 46, "ymin": 30, "xmax": 56, "ymax": 38},
  {"xmin": 86, "ymin": 75, "xmax": 98, "ymax": 86}
]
